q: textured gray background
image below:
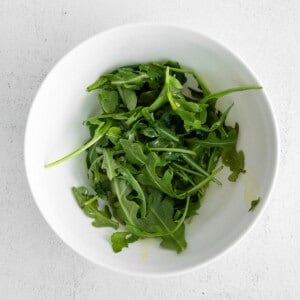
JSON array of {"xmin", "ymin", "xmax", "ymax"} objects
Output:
[{"xmin": 1, "ymin": 0, "xmax": 300, "ymax": 299}]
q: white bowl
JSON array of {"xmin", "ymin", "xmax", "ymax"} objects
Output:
[{"xmin": 24, "ymin": 24, "xmax": 279, "ymax": 276}]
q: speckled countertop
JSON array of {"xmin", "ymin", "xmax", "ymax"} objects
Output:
[{"xmin": 1, "ymin": 0, "xmax": 299, "ymax": 299}]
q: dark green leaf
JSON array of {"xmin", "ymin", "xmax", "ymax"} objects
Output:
[
  {"xmin": 222, "ymin": 148, "xmax": 245, "ymax": 182},
  {"xmin": 137, "ymin": 152, "xmax": 177, "ymax": 198},
  {"xmin": 72, "ymin": 187, "xmax": 118, "ymax": 229},
  {"xmin": 119, "ymin": 166, "xmax": 147, "ymax": 218},
  {"xmin": 249, "ymin": 198, "xmax": 260, "ymax": 212},
  {"xmin": 112, "ymin": 178, "xmax": 139, "ymax": 225},
  {"xmin": 119, "ymin": 139, "xmax": 147, "ymax": 167}
]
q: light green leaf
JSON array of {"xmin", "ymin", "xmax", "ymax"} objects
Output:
[
  {"xmin": 118, "ymin": 87, "xmax": 137, "ymax": 111},
  {"xmin": 111, "ymin": 232, "xmax": 138, "ymax": 253},
  {"xmin": 98, "ymin": 89, "xmax": 119, "ymax": 113}
]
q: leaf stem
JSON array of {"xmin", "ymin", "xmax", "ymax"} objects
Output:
[
  {"xmin": 173, "ymin": 196, "xmax": 190, "ymax": 232},
  {"xmin": 148, "ymin": 87, "xmax": 167, "ymax": 112},
  {"xmin": 84, "ymin": 195, "xmax": 98, "ymax": 206},
  {"xmin": 149, "ymin": 147, "xmax": 196, "ymax": 156},
  {"xmin": 178, "ymin": 166, "xmax": 223, "ymax": 197},
  {"xmin": 181, "ymin": 154, "xmax": 222, "ymax": 185},
  {"xmin": 111, "ymin": 74, "xmax": 149, "ymax": 86},
  {"xmin": 172, "ymin": 163, "xmax": 204, "ymax": 177},
  {"xmin": 45, "ymin": 121, "xmax": 111, "ymax": 168},
  {"xmin": 201, "ymin": 86, "xmax": 262, "ymax": 103}
]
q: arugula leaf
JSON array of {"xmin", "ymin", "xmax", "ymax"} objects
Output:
[
  {"xmin": 109, "ymin": 68, "xmax": 149, "ymax": 89},
  {"xmin": 119, "ymin": 166, "xmax": 147, "ymax": 218},
  {"xmin": 249, "ymin": 198, "xmax": 260, "ymax": 212},
  {"xmin": 117, "ymin": 87, "xmax": 137, "ymax": 111},
  {"xmin": 72, "ymin": 187, "xmax": 118, "ymax": 229},
  {"xmin": 111, "ymin": 232, "xmax": 138, "ymax": 253},
  {"xmin": 112, "ymin": 178, "xmax": 139, "ymax": 225},
  {"xmin": 222, "ymin": 149, "xmax": 245, "ymax": 182},
  {"xmin": 139, "ymin": 63, "xmax": 164, "ymax": 89},
  {"xmin": 86, "ymin": 76, "xmax": 108, "ymax": 92},
  {"xmin": 106, "ymin": 127, "xmax": 122, "ymax": 145},
  {"xmin": 165, "ymin": 67, "xmax": 203, "ymax": 131},
  {"xmin": 154, "ymin": 120, "xmax": 179, "ymax": 143},
  {"xmin": 160, "ymin": 223, "xmax": 186, "ymax": 253},
  {"xmin": 202, "ymin": 103, "xmax": 234, "ymax": 132},
  {"xmin": 101, "ymin": 149, "xmax": 118, "ymax": 180},
  {"xmin": 127, "ymin": 192, "xmax": 189, "ymax": 253},
  {"xmin": 138, "ymin": 152, "xmax": 177, "ymax": 198},
  {"xmin": 120, "ymin": 139, "xmax": 147, "ymax": 167},
  {"xmin": 189, "ymin": 129, "xmax": 237, "ymax": 149},
  {"xmin": 98, "ymin": 89, "xmax": 119, "ymax": 113}
]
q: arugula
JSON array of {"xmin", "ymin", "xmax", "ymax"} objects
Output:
[
  {"xmin": 249, "ymin": 197, "xmax": 260, "ymax": 212},
  {"xmin": 111, "ymin": 232, "xmax": 138, "ymax": 253},
  {"xmin": 72, "ymin": 187, "xmax": 118, "ymax": 229},
  {"xmin": 98, "ymin": 89, "xmax": 119, "ymax": 113},
  {"xmin": 45, "ymin": 61, "xmax": 262, "ymax": 254}
]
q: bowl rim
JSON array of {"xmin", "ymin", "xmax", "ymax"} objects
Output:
[{"xmin": 24, "ymin": 22, "xmax": 280, "ymax": 277}]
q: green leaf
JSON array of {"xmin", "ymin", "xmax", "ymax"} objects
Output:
[
  {"xmin": 98, "ymin": 89, "xmax": 119, "ymax": 113},
  {"xmin": 131, "ymin": 194, "xmax": 189, "ymax": 253},
  {"xmin": 164, "ymin": 60, "xmax": 187, "ymax": 84},
  {"xmin": 139, "ymin": 63, "xmax": 164, "ymax": 89},
  {"xmin": 164, "ymin": 67, "xmax": 204, "ymax": 132},
  {"xmin": 111, "ymin": 232, "xmax": 139, "ymax": 253},
  {"xmin": 154, "ymin": 120, "xmax": 179, "ymax": 143},
  {"xmin": 112, "ymin": 178, "xmax": 139, "ymax": 225},
  {"xmin": 87, "ymin": 156, "xmax": 102, "ymax": 188},
  {"xmin": 178, "ymin": 166, "xmax": 223, "ymax": 197},
  {"xmin": 119, "ymin": 166, "xmax": 147, "ymax": 218},
  {"xmin": 137, "ymin": 152, "xmax": 177, "ymax": 198},
  {"xmin": 139, "ymin": 90, "xmax": 160, "ymax": 105},
  {"xmin": 120, "ymin": 139, "xmax": 147, "ymax": 167},
  {"xmin": 101, "ymin": 149, "xmax": 118, "ymax": 180},
  {"xmin": 249, "ymin": 197, "xmax": 260, "ymax": 212},
  {"xmin": 72, "ymin": 186, "xmax": 89, "ymax": 207},
  {"xmin": 117, "ymin": 87, "xmax": 137, "ymax": 111},
  {"xmin": 109, "ymin": 68, "xmax": 149, "ymax": 89},
  {"xmin": 190, "ymin": 129, "xmax": 237, "ymax": 149},
  {"xmin": 72, "ymin": 187, "xmax": 118, "ymax": 229},
  {"xmin": 106, "ymin": 127, "xmax": 122, "ymax": 145},
  {"xmin": 203, "ymin": 103, "xmax": 234, "ymax": 132},
  {"xmin": 160, "ymin": 223, "xmax": 186, "ymax": 253},
  {"xmin": 140, "ymin": 126, "xmax": 158, "ymax": 138},
  {"xmin": 86, "ymin": 76, "xmax": 108, "ymax": 92},
  {"xmin": 222, "ymin": 147, "xmax": 245, "ymax": 182}
]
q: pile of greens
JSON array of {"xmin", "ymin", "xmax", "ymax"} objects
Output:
[{"xmin": 46, "ymin": 61, "xmax": 261, "ymax": 253}]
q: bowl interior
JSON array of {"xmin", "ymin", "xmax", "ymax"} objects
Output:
[{"xmin": 25, "ymin": 24, "xmax": 278, "ymax": 276}]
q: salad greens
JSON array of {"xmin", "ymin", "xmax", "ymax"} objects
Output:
[{"xmin": 45, "ymin": 61, "xmax": 262, "ymax": 253}]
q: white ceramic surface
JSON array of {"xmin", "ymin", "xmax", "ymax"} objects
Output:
[{"xmin": 24, "ymin": 24, "xmax": 279, "ymax": 276}]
